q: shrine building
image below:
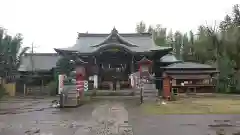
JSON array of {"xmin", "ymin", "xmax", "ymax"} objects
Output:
[{"xmin": 54, "ymin": 28, "xmax": 172, "ymax": 90}]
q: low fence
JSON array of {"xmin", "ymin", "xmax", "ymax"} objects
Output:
[{"xmin": 25, "ymin": 86, "xmax": 50, "ymax": 96}]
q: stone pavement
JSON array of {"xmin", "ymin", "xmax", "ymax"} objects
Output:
[
  {"xmin": 0, "ymin": 98, "xmax": 133, "ymax": 135},
  {"xmin": 1, "ymin": 97, "xmax": 240, "ymax": 135},
  {"xmin": 74, "ymin": 101, "xmax": 132, "ymax": 135}
]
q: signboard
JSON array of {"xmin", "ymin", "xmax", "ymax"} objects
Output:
[
  {"xmin": 76, "ymin": 80, "xmax": 84, "ymax": 91},
  {"xmin": 84, "ymin": 80, "xmax": 88, "ymax": 91},
  {"xmin": 76, "ymin": 80, "xmax": 88, "ymax": 92},
  {"xmin": 140, "ymin": 66, "xmax": 148, "ymax": 72}
]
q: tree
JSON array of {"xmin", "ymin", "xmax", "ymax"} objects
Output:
[
  {"xmin": 232, "ymin": 4, "xmax": 240, "ymax": 26},
  {"xmin": 153, "ymin": 24, "xmax": 167, "ymax": 46},
  {"xmin": 180, "ymin": 4, "xmax": 240, "ymax": 93},
  {"xmin": 137, "ymin": 4, "xmax": 240, "ymax": 93},
  {"xmin": 219, "ymin": 15, "xmax": 232, "ymax": 31},
  {"xmin": 182, "ymin": 33, "xmax": 193, "ymax": 61},
  {"xmin": 166, "ymin": 29, "xmax": 174, "ymax": 47},
  {"xmin": 0, "ymin": 28, "xmax": 29, "ymax": 81},
  {"xmin": 136, "ymin": 21, "xmax": 146, "ymax": 33},
  {"xmin": 56, "ymin": 56, "xmax": 74, "ymax": 75},
  {"xmin": 173, "ymin": 31, "xmax": 183, "ymax": 60},
  {"xmin": 147, "ymin": 25, "xmax": 154, "ymax": 34}
]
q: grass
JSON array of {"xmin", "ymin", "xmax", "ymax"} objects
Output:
[{"xmin": 142, "ymin": 97, "xmax": 240, "ymax": 114}]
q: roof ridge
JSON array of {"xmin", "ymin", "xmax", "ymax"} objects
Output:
[
  {"xmin": 91, "ymin": 30, "xmax": 139, "ymax": 47},
  {"xmin": 25, "ymin": 53, "xmax": 59, "ymax": 56},
  {"xmin": 77, "ymin": 33, "xmax": 152, "ymax": 38},
  {"xmin": 164, "ymin": 61, "xmax": 214, "ymax": 69},
  {"xmin": 169, "ymin": 61, "xmax": 184, "ymax": 65},
  {"xmin": 184, "ymin": 62, "xmax": 212, "ymax": 65}
]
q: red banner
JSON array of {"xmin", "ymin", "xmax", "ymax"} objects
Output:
[{"xmin": 75, "ymin": 66, "xmax": 85, "ymax": 96}]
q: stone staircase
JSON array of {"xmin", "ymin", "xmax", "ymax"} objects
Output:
[
  {"xmin": 61, "ymin": 85, "xmax": 80, "ymax": 107},
  {"xmin": 135, "ymin": 83, "xmax": 158, "ymax": 101}
]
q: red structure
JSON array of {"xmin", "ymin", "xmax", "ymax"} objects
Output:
[
  {"xmin": 137, "ymin": 57, "xmax": 152, "ymax": 78},
  {"xmin": 75, "ymin": 58, "xmax": 88, "ymax": 97},
  {"xmin": 162, "ymin": 72, "xmax": 171, "ymax": 100},
  {"xmin": 75, "ymin": 66, "xmax": 85, "ymax": 92}
]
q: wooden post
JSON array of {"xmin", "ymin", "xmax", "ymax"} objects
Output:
[
  {"xmin": 41, "ymin": 79, "xmax": 43, "ymax": 94},
  {"xmin": 140, "ymin": 79, "xmax": 143, "ymax": 104},
  {"xmin": 24, "ymin": 84, "xmax": 26, "ymax": 96}
]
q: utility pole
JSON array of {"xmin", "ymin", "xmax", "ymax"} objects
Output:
[
  {"xmin": 30, "ymin": 42, "xmax": 34, "ymax": 73},
  {"xmin": 30, "ymin": 42, "xmax": 39, "ymax": 73}
]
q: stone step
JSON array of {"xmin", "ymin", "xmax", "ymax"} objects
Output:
[
  {"xmin": 143, "ymin": 91, "xmax": 158, "ymax": 94},
  {"xmin": 134, "ymin": 89, "xmax": 158, "ymax": 100},
  {"xmin": 134, "ymin": 90, "xmax": 157, "ymax": 94},
  {"xmin": 67, "ymin": 91, "xmax": 78, "ymax": 94},
  {"xmin": 68, "ymin": 95, "xmax": 78, "ymax": 98},
  {"xmin": 67, "ymin": 93, "xmax": 78, "ymax": 97},
  {"xmin": 63, "ymin": 98, "xmax": 80, "ymax": 107},
  {"xmin": 144, "ymin": 93, "xmax": 157, "ymax": 96},
  {"xmin": 143, "ymin": 84, "xmax": 156, "ymax": 90}
]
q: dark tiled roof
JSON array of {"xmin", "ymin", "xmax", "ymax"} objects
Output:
[
  {"xmin": 171, "ymin": 74, "xmax": 211, "ymax": 79},
  {"xmin": 18, "ymin": 53, "xmax": 61, "ymax": 71},
  {"xmin": 55, "ymin": 28, "xmax": 172, "ymax": 53},
  {"xmin": 24, "ymin": 53, "xmax": 59, "ymax": 56},
  {"xmin": 163, "ymin": 62, "xmax": 215, "ymax": 69}
]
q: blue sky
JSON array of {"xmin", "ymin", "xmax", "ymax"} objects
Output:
[{"xmin": 0, "ymin": 0, "xmax": 238, "ymax": 52}]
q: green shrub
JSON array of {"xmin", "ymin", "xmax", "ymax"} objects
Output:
[{"xmin": 47, "ymin": 81, "xmax": 58, "ymax": 96}]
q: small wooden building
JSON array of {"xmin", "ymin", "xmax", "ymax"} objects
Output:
[
  {"xmin": 17, "ymin": 53, "xmax": 61, "ymax": 95},
  {"xmin": 161, "ymin": 62, "xmax": 218, "ymax": 96}
]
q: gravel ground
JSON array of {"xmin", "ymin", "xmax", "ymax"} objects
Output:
[{"xmin": 0, "ymin": 97, "xmax": 240, "ymax": 135}]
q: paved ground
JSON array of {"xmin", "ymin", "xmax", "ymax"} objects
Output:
[{"xmin": 0, "ymin": 97, "xmax": 240, "ymax": 135}]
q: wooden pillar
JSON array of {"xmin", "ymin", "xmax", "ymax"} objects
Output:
[
  {"xmin": 131, "ymin": 55, "xmax": 134, "ymax": 73},
  {"xmin": 93, "ymin": 75, "xmax": 98, "ymax": 89},
  {"xmin": 95, "ymin": 56, "xmax": 102, "ymax": 90},
  {"xmin": 23, "ymin": 84, "xmax": 26, "ymax": 96},
  {"xmin": 41, "ymin": 79, "xmax": 44, "ymax": 94}
]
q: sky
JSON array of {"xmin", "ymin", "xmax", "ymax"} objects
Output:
[{"xmin": 0, "ymin": 0, "xmax": 239, "ymax": 53}]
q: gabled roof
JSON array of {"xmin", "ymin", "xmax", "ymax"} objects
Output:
[
  {"xmin": 54, "ymin": 28, "xmax": 172, "ymax": 54},
  {"xmin": 137, "ymin": 57, "xmax": 152, "ymax": 64},
  {"xmin": 92, "ymin": 28, "xmax": 138, "ymax": 47},
  {"xmin": 18, "ymin": 53, "xmax": 61, "ymax": 71},
  {"xmin": 162, "ymin": 62, "xmax": 215, "ymax": 69}
]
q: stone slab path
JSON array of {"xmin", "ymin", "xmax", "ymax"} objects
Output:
[{"xmin": 1, "ymin": 98, "xmax": 240, "ymax": 135}]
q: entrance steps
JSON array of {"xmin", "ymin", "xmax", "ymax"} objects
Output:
[
  {"xmin": 135, "ymin": 90, "xmax": 158, "ymax": 101},
  {"xmin": 61, "ymin": 85, "xmax": 80, "ymax": 107},
  {"xmin": 134, "ymin": 83, "xmax": 158, "ymax": 101}
]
